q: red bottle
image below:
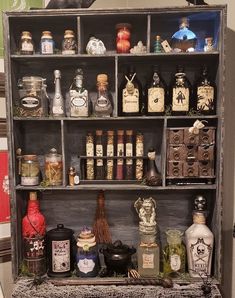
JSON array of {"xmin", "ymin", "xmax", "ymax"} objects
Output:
[{"xmin": 22, "ymin": 191, "xmax": 46, "ymax": 275}]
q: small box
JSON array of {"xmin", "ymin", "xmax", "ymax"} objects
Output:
[
  {"xmin": 185, "ymin": 145, "xmax": 198, "ymax": 161},
  {"xmin": 183, "ymin": 161, "xmax": 199, "ymax": 177},
  {"xmin": 184, "ymin": 129, "xmax": 199, "ymax": 145},
  {"xmin": 199, "ymin": 128, "xmax": 216, "ymax": 145},
  {"xmin": 167, "ymin": 161, "xmax": 183, "ymax": 177},
  {"xmin": 168, "ymin": 129, "xmax": 184, "ymax": 145},
  {"xmin": 168, "ymin": 145, "xmax": 185, "ymax": 161},
  {"xmin": 198, "ymin": 145, "xmax": 215, "ymax": 161},
  {"xmin": 198, "ymin": 161, "xmax": 214, "ymax": 177}
]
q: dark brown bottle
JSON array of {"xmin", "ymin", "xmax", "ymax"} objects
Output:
[
  {"xmin": 170, "ymin": 65, "xmax": 192, "ymax": 115},
  {"xmin": 145, "ymin": 65, "xmax": 167, "ymax": 116},
  {"xmin": 119, "ymin": 65, "xmax": 143, "ymax": 116},
  {"xmin": 146, "ymin": 148, "xmax": 161, "ymax": 186},
  {"xmin": 195, "ymin": 65, "xmax": 216, "ymax": 115}
]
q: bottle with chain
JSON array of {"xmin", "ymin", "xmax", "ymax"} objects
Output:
[
  {"xmin": 119, "ymin": 65, "xmax": 143, "ymax": 116},
  {"xmin": 146, "ymin": 65, "xmax": 167, "ymax": 116},
  {"xmin": 51, "ymin": 70, "xmax": 65, "ymax": 117}
]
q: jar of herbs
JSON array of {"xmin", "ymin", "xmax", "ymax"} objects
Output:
[
  {"xmin": 19, "ymin": 31, "xmax": 34, "ymax": 55},
  {"xmin": 163, "ymin": 229, "xmax": 186, "ymax": 277},
  {"xmin": 21, "ymin": 155, "xmax": 40, "ymax": 186},
  {"xmin": 62, "ymin": 30, "xmax": 77, "ymax": 55},
  {"xmin": 45, "ymin": 148, "xmax": 63, "ymax": 186},
  {"xmin": 40, "ymin": 31, "xmax": 54, "ymax": 55}
]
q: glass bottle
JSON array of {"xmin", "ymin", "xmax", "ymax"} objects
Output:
[
  {"xmin": 204, "ymin": 37, "xmax": 215, "ymax": 52},
  {"xmin": 163, "ymin": 229, "xmax": 186, "ymax": 277},
  {"xmin": 146, "ymin": 65, "xmax": 167, "ymax": 115},
  {"xmin": 116, "ymin": 130, "xmax": 124, "ymax": 180},
  {"xmin": 86, "ymin": 132, "xmax": 95, "ymax": 180},
  {"xmin": 40, "ymin": 31, "xmax": 54, "ymax": 55},
  {"xmin": 95, "ymin": 130, "xmax": 104, "ymax": 180},
  {"xmin": 125, "ymin": 129, "xmax": 134, "ymax": 180},
  {"xmin": 69, "ymin": 68, "xmax": 89, "ymax": 117},
  {"xmin": 185, "ymin": 195, "xmax": 214, "ymax": 278},
  {"xmin": 146, "ymin": 148, "xmax": 161, "ymax": 186},
  {"xmin": 20, "ymin": 31, "xmax": 34, "ymax": 55},
  {"xmin": 171, "ymin": 17, "xmax": 197, "ymax": 52},
  {"xmin": 153, "ymin": 35, "xmax": 163, "ymax": 53},
  {"xmin": 20, "ymin": 154, "xmax": 40, "ymax": 186},
  {"xmin": 45, "ymin": 148, "xmax": 63, "ymax": 186},
  {"xmin": 106, "ymin": 130, "xmax": 114, "ymax": 180},
  {"xmin": 52, "ymin": 70, "xmax": 65, "ymax": 117},
  {"xmin": 93, "ymin": 74, "xmax": 113, "ymax": 117},
  {"xmin": 138, "ymin": 243, "xmax": 160, "ymax": 277},
  {"xmin": 62, "ymin": 29, "xmax": 77, "ymax": 55},
  {"xmin": 119, "ymin": 65, "xmax": 143, "ymax": 116},
  {"xmin": 22, "ymin": 191, "xmax": 46, "ymax": 275},
  {"xmin": 171, "ymin": 65, "xmax": 192, "ymax": 115},
  {"xmin": 135, "ymin": 132, "xmax": 144, "ymax": 181},
  {"xmin": 195, "ymin": 65, "xmax": 216, "ymax": 115},
  {"xmin": 116, "ymin": 23, "xmax": 131, "ymax": 54}
]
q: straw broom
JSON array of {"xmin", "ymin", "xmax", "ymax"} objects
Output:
[{"xmin": 93, "ymin": 190, "xmax": 112, "ymax": 244}]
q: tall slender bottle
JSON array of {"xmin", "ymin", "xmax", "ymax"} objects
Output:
[
  {"xmin": 146, "ymin": 65, "xmax": 167, "ymax": 116},
  {"xmin": 52, "ymin": 70, "xmax": 65, "ymax": 117},
  {"xmin": 185, "ymin": 195, "xmax": 214, "ymax": 278},
  {"xmin": 22, "ymin": 191, "xmax": 46, "ymax": 275},
  {"xmin": 146, "ymin": 148, "xmax": 161, "ymax": 186},
  {"xmin": 195, "ymin": 65, "xmax": 216, "ymax": 115},
  {"xmin": 119, "ymin": 65, "xmax": 143, "ymax": 116},
  {"xmin": 171, "ymin": 65, "xmax": 192, "ymax": 115}
]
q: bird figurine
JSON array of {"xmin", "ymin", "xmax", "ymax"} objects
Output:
[{"xmin": 187, "ymin": 0, "xmax": 208, "ymax": 5}]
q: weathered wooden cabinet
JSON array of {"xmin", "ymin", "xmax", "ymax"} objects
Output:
[{"xmin": 3, "ymin": 5, "xmax": 226, "ymax": 286}]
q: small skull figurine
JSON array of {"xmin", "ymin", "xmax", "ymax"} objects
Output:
[
  {"xmin": 194, "ymin": 195, "xmax": 206, "ymax": 211},
  {"xmin": 86, "ymin": 36, "xmax": 106, "ymax": 55}
]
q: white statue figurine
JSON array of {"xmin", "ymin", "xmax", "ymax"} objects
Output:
[{"xmin": 134, "ymin": 197, "xmax": 156, "ymax": 226}]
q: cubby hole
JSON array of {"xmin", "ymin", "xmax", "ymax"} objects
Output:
[
  {"xmin": 150, "ymin": 11, "xmax": 221, "ymax": 53},
  {"xmin": 80, "ymin": 14, "xmax": 148, "ymax": 54},
  {"xmin": 63, "ymin": 119, "xmax": 164, "ymax": 184}
]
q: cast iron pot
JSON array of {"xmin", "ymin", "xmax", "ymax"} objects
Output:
[{"xmin": 100, "ymin": 240, "xmax": 136, "ymax": 275}]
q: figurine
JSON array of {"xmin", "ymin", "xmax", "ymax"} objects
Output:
[
  {"xmin": 86, "ymin": 36, "xmax": 106, "ymax": 55},
  {"xmin": 130, "ymin": 41, "xmax": 147, "ymax": 54},
  {"xmin": 134, "ymin": 197, "xmax": 157, "ymax": 226}
]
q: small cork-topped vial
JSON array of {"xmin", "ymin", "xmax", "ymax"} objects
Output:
[
  {"xmin": 41, "ymin": 31, "xmax": 54, "ymax": 54},
  {"xmin": 20, "ymin": 31, "xmax": 34, "ymax": 55},
  {"xmin": 95, "ymin": 130, "xmax": 104, "ymax": 180},
  {"xmin": 106, "ymin": 130, "xmax": 114, "ymax": 180},
  {"xmin": 125, "ymin": 130, "xmax": 134, "ymax": 180},
  {"xmin": 62, "ymin": 29, "xmax": 77, "ymax": 55},
  {"xmin": 116, "ymin": 130, "xmax": 124, "ymax": 180}
]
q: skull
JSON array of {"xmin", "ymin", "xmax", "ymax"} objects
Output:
[
  {"xmin": 194, "ymin": 195, "xmax": 206, "ymax": 211},
  {"xmin": 86, "ymin": 36, "xmax": 106, "ymax": 55},
  {"xmin": 197, "ymin": 245, "xmax": 205, "ymax": 256}
]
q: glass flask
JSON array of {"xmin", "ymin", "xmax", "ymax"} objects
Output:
[{"xmin": 45, "ymin": 148, "xmax": 63, "ymax": 186}]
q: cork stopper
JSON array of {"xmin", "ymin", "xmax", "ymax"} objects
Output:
[
  {"xmin": 22, "ymin": 154, "xmax": 38, "ymax": 161},
  {"xmin": 179, "ymin": 17, "xmax": 189, "ymax": 29},
  {"xmin": 96, "ymin": 130, "xmax": 103, "ymax": 136},
  {"xmin": 126, "ymin": 130, "xmax": 133, "ymax": 136},
  {"xmin": 64, "ymin": 30, "xmax": 75, "ymax": 38},
  {"xmin": 107, "ymin": 130, "xmax": 114, "ymax": 136},
  {"xmin": 97, "ymin": 74, "xmax": 108, "ymax": 83},
  {"xmin": 41, "ymin": 31, "xmax": 53, "ymax": 39},
  {"xmin": 155, "ymin": 35, "xmax": 161, "ymax": 41},
  {"xmin": 29, "ymin": 192, "xmax": 37, "ymax": 201},
  {"xmin": 117, "ymin": 130, "xmax": 124, "ymax": 136},
  {"xmin": 21, "ymin": 31, "xmax": 32, "ymax": 39}
]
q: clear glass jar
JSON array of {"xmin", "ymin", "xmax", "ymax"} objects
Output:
[
  {"xmin": 17, "ymin": 76, "xmax": 49, "ymax": 118},
  {"xmin": 163, "ymin": 229, "xmax": 186, "ymax": 277},
  {"xmin": 45, "ymin": 148, "xmax": 63, "ymax": 186},
  {"xmin": 40, "ymin": 31, "xmax": 54, "ymax": 54},
  {"xmin": 21, "ymin": 155, "xmax": 40, "ymax": 186},
  {"xmin": 62, "ymin": 29, "xmax": 77, "ymax": 55},
  {"xmin": 19, "ymin": 31, "xmax": 34, "ymax": 55},
  {"xmin": 138, "ymin": 242, "xmax": 160, "ymax": 277}
]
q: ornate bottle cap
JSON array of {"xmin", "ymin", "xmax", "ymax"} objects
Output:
[
  {"xmin": 194, "ymin": 195, "xmax": 207, "ymax": 211},
  {"xmin": 155, "ymin": 35, "xmax": 161, "ymax": 41}
]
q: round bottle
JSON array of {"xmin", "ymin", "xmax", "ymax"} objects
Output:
[
  {"xmin": 20, "ymin": 31, "xmax": 34, "ymax": 55},
  {"xmin": 45, "ymin": 148, "xmax": 63, "ymax": 186},
  {"xmin": 116, "ymin": 23, "xmax": 131, "ymax": 53}
]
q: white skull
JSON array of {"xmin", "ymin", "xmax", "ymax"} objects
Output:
[{"xmin": 86, "ymin": 36, "xmax": 106, "ymax": 55}]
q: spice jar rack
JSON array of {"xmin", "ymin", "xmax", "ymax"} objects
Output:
[{"xmin": 4, "ymin": 5, "xmax": 225, "ymax": 291}]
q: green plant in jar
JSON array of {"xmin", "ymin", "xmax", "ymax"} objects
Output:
[{"xmin": 163, "ymin": 229, "xmax": 186, "ymax": 277}]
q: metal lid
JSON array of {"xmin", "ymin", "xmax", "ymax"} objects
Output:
[{"xmin": 47, "ymin": 224, "xmax": 74, "ymax": 238}]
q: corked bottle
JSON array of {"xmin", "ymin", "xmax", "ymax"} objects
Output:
[
  {"xmin": 86, "ymin": 132, "xmax": 94, "ymax": 180},
  {"xmin": 95, "ymin": 130, "xmax": 104, "ymax": 180},
  {"xmin": 116, "ymin": 130, "xmax": 124, "ymax": 180},
  {"xmin": 125, "ymin": 130, "xmax": 134, "ymax": 180},
  {"xmin": 136, "ymin": 132, "xmax": 144, "ymax": 180},
  {"xmin": 22, "ymin": 191, "xmax": 46, "ymax": 275},
  {"xmin": 106, "ymin": 130, "xmax": 114, "ymax": 180}
]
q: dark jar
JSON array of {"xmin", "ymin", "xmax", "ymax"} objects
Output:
[
  {"xmin": 46, "ymin": 224, "xmax": 75, "ymax": 277},
  {"xmin": 76, "ymin": 245, "xmax": 100, "ymax": 277}
]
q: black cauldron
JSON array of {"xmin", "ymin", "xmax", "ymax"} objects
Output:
[{"xmin": 100, "ymin": 240, "xmax": 136, "ymax": 275}]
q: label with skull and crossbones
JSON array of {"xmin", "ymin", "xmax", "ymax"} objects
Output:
[{"xmin": 190, "ymin": 237, "xmax": 212, "ymax": 275}]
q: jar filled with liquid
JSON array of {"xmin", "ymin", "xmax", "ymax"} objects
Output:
[{"xmin": 45, "ymin": 148, "xmax": 63, "ymax": 186}]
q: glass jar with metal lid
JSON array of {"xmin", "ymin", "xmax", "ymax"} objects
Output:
[
  {"xmin": 45, "ymin": 148, "xmax": 63, "ymax": 186},
  {"xmin": 20, "ymin": 155, "xmax": 40, "ymax": 186},
  {"xmin": 17, "ymin": 76, "xmax": 49, "ymax": 118}
]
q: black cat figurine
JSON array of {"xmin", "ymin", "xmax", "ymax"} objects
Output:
[{"xmin": 46, "ymin": 0, "xmax": 96, "ymax": 9}]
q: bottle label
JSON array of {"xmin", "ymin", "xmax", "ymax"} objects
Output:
[
  {"xmin": 74, "ymin": 175, "xmax": 80, "ymax": 185},
  {"xmin": 96, "ymin": 144, "xmax": 103, "ymax": 166},
  {"xmin": 148, "ymin": 87, "xmax": 165, "ymax": 113},
  {"xmin": 52, "ymin": 240, "xmax": 70, "ymax": 273},
  {"xmin": 21, "ymin": 41, "xmax": 33, "ymax": 52},
  {"xmin": 21, "ymin": 96, "xmax": 40, "ymax": 110},
  {"xmin": 117, "ymin": 143, "xmax": 124, "ymax": 165},
  {"xmin": 170, "ymin": 254, "xmax": 181, "ymax": 271},
  {"xmin": 190, "ymin": 237, "xmax": 212, "ymax": 275},
  {"xmin": 172, "ymin": 87, "xmax": 189, "ymax": 111},
  {"xmin": 142, "ymin": 253, "xmax": 154, "ymax": 269},
  {"xmin": 24, "ymin": 237, "xmax": 45, "ymax": 258},
  {"xmin": 86, "ymin": 143, "xmax": 94, "ymax": 156},
  {"xmin": 41, "ymin": 40, "xmax": 54, "ymax": 54},
  {"xmin": 52, "ymin": 105, "xmax": 64, "ymax": 115},
  {"xmin": 21, "ymin": 176, "xmax": 39, "ymax": 186},
  {"xmin": 136, "ymin": 143, "xmax": 144, "ymax": 156},
  {"xmin": 70, "ymin": 89, "xmax": 88, "ymax": 117},
  {"xmin": 77, "ymin": 258, "xmax": 95, "ymax": 274},
  {"xmin": 107, "ymin": 144, "xmax": 114, "ymax": 166},
  {"xmin": 126, "ymin": 143, "xmax": 133, "ymax": 165},
  {"xmin": 197, "ymin": 86, "xmax": 214, "ymax": 111},
  {"xmin": 97, "ymin": 95, "xmax": 108, "ymax": 107},
  {"xmin": 122, "ymin": 88, "xmax": 139, "ymax": 113}
]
